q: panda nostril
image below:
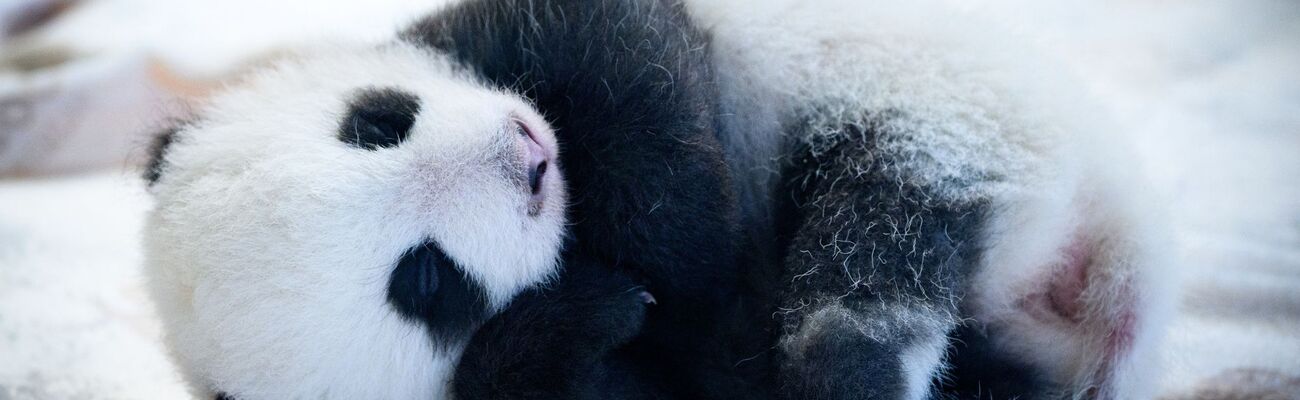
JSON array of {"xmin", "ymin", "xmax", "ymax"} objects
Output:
[
  {"xmin": 530, "ymin": 161, "xmax": 547, "ymax": 195},
  {"xmin": 516, "ymin": 117, "xmax": 550, "ymax": 197}
]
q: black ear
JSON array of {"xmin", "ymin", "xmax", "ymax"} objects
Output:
[
  {"xmin": 338, "ymin": 87, "xmax": 421, "ymax": 150},
  {"xmin": 388, "ymin": 243, "xmax": 443, "ymax": 316},
  {"xmin": 143, "ymin": 124, "xmax": 181, "ymax": 186},
  {"xmin": 386, "ymin": 241, "xmax": 491, "ymax": 345}
]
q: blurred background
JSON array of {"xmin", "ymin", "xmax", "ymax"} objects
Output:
[{"xmin": 0, "ymin": 0, "xmax": 1296, "ymax": 398}]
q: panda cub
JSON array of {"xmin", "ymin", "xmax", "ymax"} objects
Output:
[
  {"xmin": 145, "ymin": 0, "xmax": 1177, "ymax": 399},
  {"xmin": 143, "ymin": 0, "xmax": 734, "ymax": 399}
]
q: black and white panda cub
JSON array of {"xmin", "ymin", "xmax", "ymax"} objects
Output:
[
  {"xmin": 144, "ymin": 0, "xmax": 736, "ymax": 399},
  {"xmin": 145, "ymin": 0, "xmax": 1173, "ymax": 399}
]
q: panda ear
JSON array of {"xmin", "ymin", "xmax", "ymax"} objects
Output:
[
  {"xmin": 143, "ymin": 123, "xmax": 182, "ymax": 186},
  {"xmin": 387, "ymin": 241, "xmax": 492, "ymax": 343},
  {"xmin": 338, "ymin": 87, "xmax": 421, "ymax": 150},
  {"xmin": 388, "ymin": 242, "xmax": 443, "ymax": 318}
]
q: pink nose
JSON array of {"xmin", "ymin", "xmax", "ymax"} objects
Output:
[{"xmin": 516, "ymin": 120, "xmax": 549, "ymax": 197}]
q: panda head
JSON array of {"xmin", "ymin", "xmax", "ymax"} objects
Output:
[{"xmin": 142, "ymin": 42, "xmax": 566, "ymax": 399}]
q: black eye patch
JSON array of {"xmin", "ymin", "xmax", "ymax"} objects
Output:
[
  {"xmin": 386, "ymin": 241, "xmax": 491, "ymax": 346},
  {"xmin": 339, "ymin": 87, "xmax": 421, "ymax": 150}
]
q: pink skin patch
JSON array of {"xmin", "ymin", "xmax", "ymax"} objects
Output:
[
  {"xmin": 1018, "ymin": 234, "xmax": 1094, "ymax": 326},
  {"xmin": 1019, "ymin": 230, "xmax": 1139, "ymax": 398},
  {"xmin": 1046, "ymin": 239, "xmax": 1092, "ymax": 323},
  {"xmin": 513, "ymin": 115, "xmax": 557, "ymax": 216}
]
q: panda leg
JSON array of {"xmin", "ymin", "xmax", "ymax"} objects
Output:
[{"xmin": 772, "ymin": 121, "xmax": 985, "ymax": 400}]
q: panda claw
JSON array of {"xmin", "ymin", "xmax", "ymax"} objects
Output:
[{"xmin": 638, "ymin": 291, "xmax": 657, "ymax": 305}]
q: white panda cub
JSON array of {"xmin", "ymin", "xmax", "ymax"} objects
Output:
[{"xmin": 142, "ymin": 43, "xmax": 569, "ymax": 399}]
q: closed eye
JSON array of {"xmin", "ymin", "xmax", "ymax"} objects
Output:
[{"xmin": 338, "ymin": 87, "xmax": 421, "ymax": 150}]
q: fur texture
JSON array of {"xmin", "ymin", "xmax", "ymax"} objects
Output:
[{"xmin": 685, "ymin": 0, "xmax": 1173, "ymax": 398}]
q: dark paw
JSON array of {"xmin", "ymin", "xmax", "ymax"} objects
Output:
[{"xmin": 550, "ymin": 266, "xmax": 652, "ymax": 350}]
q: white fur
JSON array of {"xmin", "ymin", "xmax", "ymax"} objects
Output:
[
  {"xmin": 144, "ymin": 42, "xmax": 567, "ymax": 399},
  {"xmin": 899, "ymin": 333, "xmax": 949, "ymax": 400},
  {"xmin": 688, "ymin": 0, "xmax": 1173, "ymax": 397},
  {"xmin": 973, "ymin": 166, "xmax": 1175, "ymax": 399},
  {"xmin": 690, "ymin": 0, "xmax": 1072, "ymax": 205}
]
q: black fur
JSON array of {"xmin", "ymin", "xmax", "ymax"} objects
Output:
[
  {"xmin": 386, "ymin": 241, "xmax": 491, "ymax": 347},
  {"xmin": 939, "ymin": 325, "xmax": 1053, "ymax": 399},
  {"xmin": 454, "ymin": 255, "xmax": 661, "ymax": 400},
  {"xmin": 338, "ymin": 87, "xmax": 421, "ymax": 150},
  {"xmin": 143, "ymin": 125, "xmax": 180, "ymax": 185},
  {"xmin": 770, "ymin": 118, "xmax": 987, "ymax": 400},
  {"xmin": 404, "ymin": 0, "xmax": 752, "ymax": 397}
]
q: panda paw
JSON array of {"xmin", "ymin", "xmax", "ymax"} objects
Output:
[
  {"xmin": 547, "ymin": 263, "xmax": 652, "ymax": 351},
  {"xmin": 455, "ymin": 258, "xmax": 651, "ymax": 398}
]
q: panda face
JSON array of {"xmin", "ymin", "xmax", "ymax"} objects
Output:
[{"xmin": 143, "ymin": 43, "xmax": 566, "ymax": 399}]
